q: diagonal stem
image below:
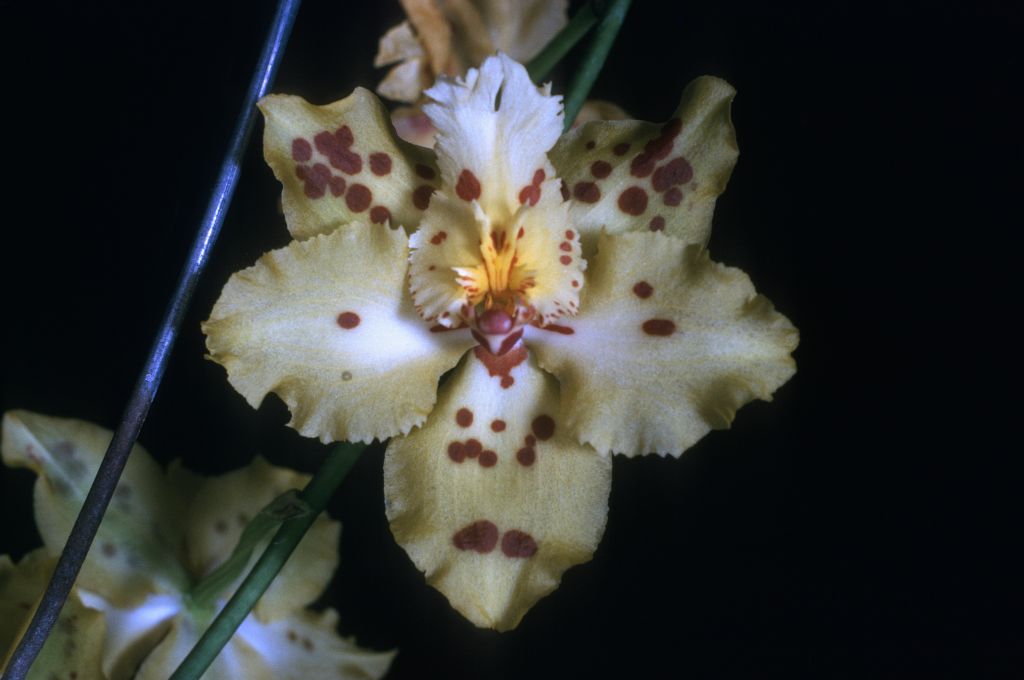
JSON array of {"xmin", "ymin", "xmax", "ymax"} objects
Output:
[
  {"xmin": 526, "ymin": 0, "xmax": 603, "ymax": 83},
  {"xmin": 561, "ymin": 0, "xmax": 632, "ymax": 131},
  {"xmin": 169, "ymin": 442, "xmax": 365, "ymax": 680},
  {"xmin": 0, "ymin": 1, "xmax": 302, "ymax": 677}
]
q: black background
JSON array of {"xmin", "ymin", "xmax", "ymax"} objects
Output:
[{"xmin": 1, "ymin": 0, "xmax": 1021, "ymax": 677}]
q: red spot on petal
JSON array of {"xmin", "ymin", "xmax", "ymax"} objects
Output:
[
  {"xmin": 517, "ymin": 227, "xmax": 525, "ymax": 239},
  {"xmin": 337, "ymin": 312, "xmax": 360, "ymax": 329},
  {"xmin": 591, "ymin": 160, "xmax": 612, "ymax": 179},
  {"xmin": 415, "ymin": 163, "xmax": 436, "ymax": 179},
  {"xmin": 501, "ymin": 530, "xmax": 538, "ymax": 558},
  {"xmin": 430, "ymin": 231, "xmax": 448, "ymax": 245},
  {"xmin": 560, "ymin": 255, "xmax": 572, "ymax": 265},
  {"xmin": 345, "ymin": 184, "xmax": 372, "ymax": 212},
  {"xmin": 519, "ymin": 184, "xmax": 540, "ymax": 206},
  {"xmin": 464, "ymin": 439, "xmax": 482, "ymax": 458},
  {"xmin": 291, "ymin": 138, "xmax": 312, "ymax": 162},
  {"xmin": 526, "ymin": 435, "xmax": 536, "ymax": 446},
  {"xmin": 314, "ymin": 128, "xmax": 362, "ymax": 174},
  {"xmin": 456, "ymin": 408, "xmax": 473, "ymax": 427},
  {"xmin": 585, "ymin": 140, "xmax": 596, "ymax": 150},
  {"xmin": 642, "ymin": 319, "xmax": 676, "ymax": 336},
  {"xmin": 572, "ymin": 181, "xmax": 601, "ymax": 203},
  {"xmin": 479, "ymin": 450, "xmax": 497, "ymax": 467},
  {"xmin": 369, "ymin": 152, "xmax": 392, "ymax": 176},
  {"xmin": 613, "ymin": 142, "xmax": 631, "ymax": 156},
  {"xmin": 559, "ymin": 242, "xmax": 572, "ymax": 252},
  {"xmin": 516, "ymin": 447, "xmax": 536, "ymax": 466},
  {"xmin": 497, "ymin": 329, "xmax": 524, "ymax": 355},
  {"xmin": 649, "ymin": 216, "xmax": 666, "ymax": 231},
  {"xmin": 565, "ymin": 230, "xmax": 575, "ymax": 240},
  {"xmin": 630, "ymin": 152, "xmax": 656, "ymax": 178},
  {"xmin": 447, "ymin": 441, "xmax": 466, "ymax": 462},
  {"xmin": 328, "ymin": 175, "xmax": 346, "ymax": 196},
  {"xmin": 474, "ymin": 345, "xmax": 527, "ymax": 389},
  {"xmin": 537, "ymin": 322, "xmax": 574, "ymax": 335},
  {"xmin": 491, "ymin": 419, "xmax": 506, "ymax": 432},
  {"xmin": 531, "ymin": 415, "xmax": 555, "ymax": 441},
  {"xmin": 664, "ymin": 187, "xmax": 683, "ymax": 206},
  {"xmin": 456, "ymin": 169, "xmax": 482, "ymax": 201},
  {"xmin": 370, "ymin": 205, "xmax": 391, "ymax": 224},
  {"xmin": 532, "ymin": 169, "xmax": 546, "ymax": 185},
  {"xmin": 618, "ymin": 187, "xmax": 648, "ymax": 216},
  {"xmin": 633, "ymin": 281, "xmax": 654, "ymax": 298},
  {"xmin": 413, "ymin": 185, "xmax": 435, "ymax": 210},
  {"xmin": 453, "ymin": 520, "xmax": 498, "ymax": 553},
  {"xmin": 652, "ymin": 157, "xmax": 694, "ymax": 192},
  {"xmin": 571, "ymin": 279, "xmax": 579, "ymax": 287}
]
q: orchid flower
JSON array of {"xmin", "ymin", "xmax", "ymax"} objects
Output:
[
  {"xmin": 374, "ymin": 0, "xmax": 626, "ymax": 146},
  {"xmin": 203, "ymin": 54, "xmax": 798, "ymax": 630},
  {"xmin": 0, "ymin": 411, "xmax": 394, "ymax": 679}
]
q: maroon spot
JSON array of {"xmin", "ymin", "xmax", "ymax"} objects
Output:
[
  {"xmin": 430, "ymin": 231, "xmax": 447, "ymax": 245},
  {"xmin": 591, "ymin": 160, "xmax": 612, "ymax": 179},
  {"xmin": 497, "ymin": 329, "xmax": 524, "ymax": 355},
  {"xmin": 560, "ymin": 180, "xmax": 570, "ymax": 201},
  {"xmin": 571, "ymin": 279, "xmax": 580, "ymax": 287},
  {"xmin": 478, "ymin": 308, "xmax": 513, "ymax": 334},
  {"xmin": 572, "ymin": 181, "xmax": 601, "ymax": 203},
  {"xmin": 447, "ymin": 442, "xmax": 466, "ymax": 463},
  {"xmin": 618, "ymin": 187, "xmax": 648, "ymax": 216},
  {"xmin": 456, "ymin": 408, "xmax": 473, "ymax": 427},
  {"xmin": 652, "ymin": 157, "xmax": 694, "ymax": 192},
  {"xmin": 314, "ymin": 128, "xmax": 362, "ymax": 174},
  {"xmin": 559, "ymin": 255, "xmax": 572, "ymax": 265},
  {"xmin": 517, "ymin": 227, "xmax": 526, "ymax": 239},
  {"xmin": 531, "ymin": 415, "xmax": 555, "ymax": 441},
  {"xmin": 642, "ymin": 319, "xmax": 677, "ymax": 336},
  {"xmin": 337, "ymin": 312, "xmax": 360, "ymax": 329},
  {"xmin": 453, "ymin": 521, "xmax": 499, "ymax": 553},
  {"xmin": 345, "ymin": 184, "xmax": 372, "ymax": 212},
  {"xmin": 101, "ymin": 542, "xmax": 117, "ymax": 558},
  {"xmin": 297, "ymin": 163, "xmax": 332, "ymax": 199},
  {"xmin": 369, "ymin": 152, "xmax": 392, "ymax": 176},
  {"xmin": 370, "ymin": 206, "xmax": 391, "ymax": 224},
  {"xmin": 501, "ymin": 530, "xmax": 538, "ymax": 558},
  {"xmin": 585, "ymin": 140, "xmax": 596, "ymax": 150},
  {"xmin": 559, "ymin": 242, "xmax": 572, "ymax": 252},
  {"xmin": 413, "ymin": 185, "xmax": 435, "ymax": 210},
  {"xmin": 519, "ymin": 184, "xmax": 540, "ymax": 206},
  {"xmin": 613, "ymin": 142, "xmax": 631, "ymax": 156},
  {"xmin": 537, "ymin": 323, "xmax": 574, "ymax": 335},
  {"xmin": 633, "ymin": 281, "xmax": 654, "ymax": 298},
  {"xmin": 479, "ymin": 450, "xmax": 498, "ymax": 467},
  {"xmin": 291, "ymin": 138, "xmax": 312, "ymax": 162},
  {"xmin": 328, "ymin": 175, "xmax": 346, "ymax": 196},
  {"xmin": 565, "ymin": 229, "xmax": 575, "ymax": 239},
  {"xmin": 303, "ymin": 639, "xmax": 315, "ymax": 651},
  {"xmin": 491, "ymin": 419, "xmax": 506, "ymax": 432},
  {"xmin": 516, "ymin": 447, "xmax": 536, "ymax": 466},
  {"xmin": 532, "ymin": 168, "xmax": 546, "ymax": 185},
  {"xmin": 474, "ymin": 345, "xmax": 527, "ymax": 389},
  {"xmin": 464, "ymin": 439, "xmax": 482, "ymax": 458},
  {"xmin": 662, "ymin": 118, "xmax": 683, "ymax": 138},
  {"xmin": 630, "ymin": 152, "xmax": 656, "ymax": 178},
  {"xmin": 525, "ymin": 434, "xmax": 536, "ymax": 445},
  {"xmin": 649, "ymin": 216, "xmax": 666, "ymax": 231},
  {"xmin": 415, "ymin": 163, "xmax": 436, "ymax": 179},
  {"xmin": 456, "ymin": 169, "xmax": 482, "ymax": 201},
  {"xmin": 664, "ymin": 187, "xmax": 683, "ymax": 206}
]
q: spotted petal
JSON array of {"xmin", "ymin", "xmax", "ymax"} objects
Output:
[
  {"xmin": 550, "ymin": 76, "xmax": 738, "ymax": 255},
  {"xmin": 260, "ymin": 89, "xmax": 441, "ymax": 239},
  {"xmin": 0, "ymin": 550, "xmax": 108, "ymax": 680},
  {"xmin": 384, "ymin": 344, "xmax": 611, "ymax": 630},
  {"xmin": 204, "ymin": 223, "xmax": 474, "ymax": 443},
  {"xmin": 0, "ymin": 411, "xmax": 191, "ymax": 605},
  {"xmin": 526, "ymin": 232, "xmax": 798, "ymax": 457},
  {"xmin": 423, "ymin": 53, "xmax": 563, "ymax": 222}
]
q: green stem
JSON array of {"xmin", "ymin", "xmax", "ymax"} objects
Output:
[
  {"xmin": 169, "ymin": 442, "xmax": 365, "ymax": 680},
  {"xmin": 526, "ymin": 1, "xmax": 601, "ymax": 83},
  {"xmin": 561, "ymin": 0, "xmax": 632, "ymax": 131}
]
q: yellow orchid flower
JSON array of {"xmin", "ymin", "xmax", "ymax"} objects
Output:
[
  {"xmin": 0, "ymin": 411, "xmax": 394, "ymax": 679},
  {"xmin": 375, "ymin": 0, "xmax": 627, "ymax": 146},
  {"xmin": 203, "ymin": 54, "xmax": 798, "ymax": 631}
]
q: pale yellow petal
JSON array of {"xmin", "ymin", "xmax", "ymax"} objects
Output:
[
  {"xmin": 377, "ymin": 59, "xmax": 434, "ymax": 104},
  {"xmin": 169, "ymin": 457, "xmax": 340, "ymax": 622},
  {"xmin": 76, "ymin": 590, "xmax": 179, "ymax": 680},
  {"xmin": 573, "ymin": 98, "xmax": 630, "ymax": 126},
  {"xmin": 203, "ymin": 224, "xmax": 474, "ymax": 443},
  {"xmin": 0, "ymin": 551, "xmax": 108, "ymax": 680},
  {"xmin": 385, "ymin": 345, "xmax": 611, "ymax": 630},
  {"xmin": 423, "ymin": 53, "xmax": 563, "ymax": 222},
  {"xmin": 390, "ymin": 106, "xmax": 438, "ymax": 148},
  {"xmin": 550, "ymin": 76, "xmax": 738, "ymax": 256},
  {"xmin": 374, "ymin": 21, "xmax": 424, "ymax": 67},
  {"xmin": 526, "ymin": 231, "xmax": 798, "ymax": 457},
  {"xmin": 260, "ymin": 89, "xmax": 441, "ymax": 239},
  {"xmin": 0, "ymin": 411, "xmax": 190, "ymax": 605}
]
